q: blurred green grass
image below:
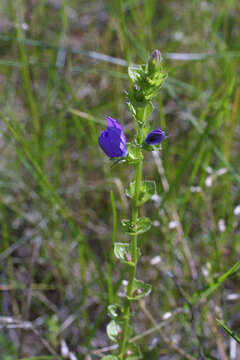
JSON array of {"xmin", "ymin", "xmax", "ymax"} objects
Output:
[{"xmin": 0, "ymin": 0, "xmax": 240, "ymax": 359}]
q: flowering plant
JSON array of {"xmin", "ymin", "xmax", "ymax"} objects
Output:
[{"xmin": 99, "ymin": 50, "xmax": 167, "ymax": 360}]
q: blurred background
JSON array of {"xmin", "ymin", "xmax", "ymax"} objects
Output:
[{"xmin": 0, "ymin": 0, "xmax": 240, "ymax": 359}]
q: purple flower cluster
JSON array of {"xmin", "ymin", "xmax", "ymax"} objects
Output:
[{"xmin": 98, "ymin": 117, "xmax": 165, "ymax": 158}]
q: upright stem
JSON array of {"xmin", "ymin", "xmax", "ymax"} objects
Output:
[
  {"xmin": 119, "ymin": 159, "xmax": 142, "ymax": 358},
  {"xmin": 107, "ymin": 190, "xmax": 118, "ymax": 304}
]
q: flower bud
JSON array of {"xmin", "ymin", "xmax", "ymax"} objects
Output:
[
  {"xmin": 133, "ymin": 289, "xmax": 142, "ymax": 297},
  {"xmin": 124, "ymin": 252, "xmax": 132, "ymax": 262},
  {"xmin": 150, "ymin": 49, "xmax": 162, "ymax": 65},
  {"xmin": 145, "ymin": 129, "xmax": 165, "ymax": 145},
  {"xmin": 126, "ymin": 350, "xmax": 133, "ymax": 356}
]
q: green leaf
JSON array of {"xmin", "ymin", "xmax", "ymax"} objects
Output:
[
  {"xmin": 126, "ymin": 143, "xmax": 143, "ymax": 165},
  {"xmin": 137, "ymin": 101, "xmax": 154, "ymax": 123},
  {"xmin": 106, "ymin": 320, "xmax": 121, "ymax": 342},
  {"xmin": 217, "ymin": 319, "xmax": 240, "ymax": 344},
  {"xmin": 128, "ymin": 65, "xmax": 141, "ymax": 82},
  {"xmin": 108, "ymin": 304, "xmax": 121, "ymax": 319},
  {"xmin": 101, "ymin": 356, "xmax": 119, "ymax": 360},
  {"xmin": 125, "ymin": 343, "xmax": 142, "ymax": 360},
  {"xmin": 128, "ymin": 61, "xmax": 167, "ymax": 102},
  {"xmin": 143, "ymin": 70, "xmax": 168, "ymax": 100},
  {"xmin": 127, "ymin": 102, "xmax": 137, "ymax": 118},
  {"xmin": 127, "ymin": 101, "xmax": 154, "ymax": 124},
  {"xmin": 149, "ymin": 70, "xmax": 167, "ymax": 88},
  {"xmin": 126, "ymin": 180, "xmax": 156, "ymax": 205},
  {"xmin": 190, "ymin": 260, "xmax": 240, "ymax": 305},
  {"xmin": 120, "ymin": 217, "xmax": 151, "ymax": 236},
  {"xmin": 126, "ymin": 279, "xmax": 152, "ymax": 301},
  {"xmin": 114, "ymin": 242, "xmax": 140, "ymax": 266}
]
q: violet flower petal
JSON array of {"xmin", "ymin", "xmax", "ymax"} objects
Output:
[
  {"xmin": 98, "ymin": 117, "xmax": 128, "ymax": 158},
  {"xmin": 106, "ymin": 116, "xmax": 126, "ymax": 143}
]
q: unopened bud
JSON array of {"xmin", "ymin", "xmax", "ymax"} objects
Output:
[
  {"xmin": 117, "ymin": 326, "xmax": 122, "ymax": 338},
  {"xmin": 124, "ymin": 252, "xmax": 132, "ymax": 262},
  {"xmin": 133, "ymin": 289, "xmax": 142, "ymax": 297},
  {"xmin": 126, "ymin": 350, "xmax": 133, "ymax": 356},
  {"xmin": 150, "ymin": 49, "xmax": 162, "ymax": 65}
]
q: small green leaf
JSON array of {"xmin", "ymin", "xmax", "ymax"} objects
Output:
[
  {"xmin": 101, "ymin": 356, "xmax": 119, "ymax": 360},
  {"xmin": 137, "ymin": 101, "xmax": 154, "ymax": 123},
  {"xmin": 217, "ymin": 319, "xmax": 240, "ymax": 344},
  {"xmin": 126, "ymin": 279, "xmax": 152, "ymax": 301},
  {"xmin": 108, "ymin": 304, "xmax": 121, "ymax": 319},
  {"xmin": 149, "ymin": 70, "xmax": 167, "ymax": 88},
  {"xmin": 128, "ymin": 65, "xmax": 141, "ymax": 82},
  {"xmin": 127, "ymin": 102, "xmax": 137, "ymax": 118},
  {"xmin": 143, "ymin": 70, "xmax": 168, "ymax": 100},
  {"xmin": 125, "ymin": 343, "xmax": 142, "ymax": 360},
  {"xmin": 126, "ymin": 180, "xmax": 156, "ymax": 205},
  {"xmin": 126, "ymin": 143, "xmax": 143, "ymax": 165},
  {"xmin": 120, "ymin": 217, "xmax": 151, "ymax": 236},
  {"xmin": 128, "ymin": 60, "xmax": 167, "ymax": 102},
  {"xmin": 114, "ymin": 243, "xmax": 140, "ymax": 266},
  {"xmin": 127, "ymin": 101, "xmax": 154, "ymax": 124},
  {"xmin": 106, "ymin": 320, "xmax": 122, "ymax": 342}
]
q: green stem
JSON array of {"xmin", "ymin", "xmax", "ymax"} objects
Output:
[
  {"xmin": 119, "ymin": 159, "xmax": 142, "ymax": 358},
  {"xmin": 107, "ymin": 190, "xmax": 118, "ymax": 304}
]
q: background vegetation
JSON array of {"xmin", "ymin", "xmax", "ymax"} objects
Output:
[{"xmin": 0, "ymin": 0, "xmax": 240, "ymax": 359}]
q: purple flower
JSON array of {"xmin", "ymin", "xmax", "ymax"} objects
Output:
[
  {"xmin": 98, "ymin": 116, "xmax": 128, "ymax": 158},
  {"xmin": 145, "ymin": 129, "xmax": 165, "ymax": 145}
]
